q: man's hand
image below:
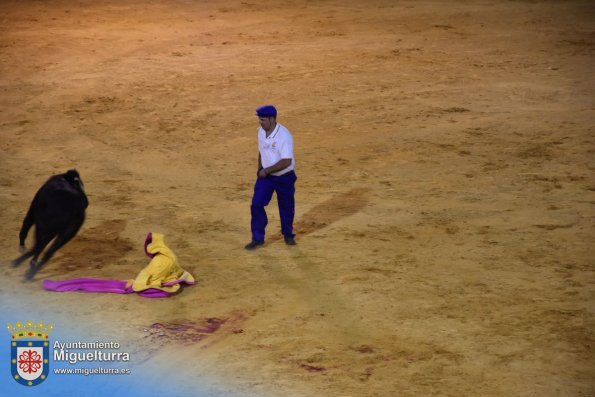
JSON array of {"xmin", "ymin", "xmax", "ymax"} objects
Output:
[{"xmin": 257, "ymin": 168, "xmax": 268, "ymax": 179}]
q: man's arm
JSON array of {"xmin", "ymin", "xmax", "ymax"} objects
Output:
[{"xmin": 258, "ymin": 158, "xmax": 292, "ymax": 178}]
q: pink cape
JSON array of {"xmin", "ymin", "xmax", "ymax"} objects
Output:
[{"xmin": 43, "ymin": 278, "xmax": 194, "ymax": 298}]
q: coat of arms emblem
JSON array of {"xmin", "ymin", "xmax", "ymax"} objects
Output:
[{"xmin": 7, "ymin": 320, "xmax": 52, "ymax": 386}]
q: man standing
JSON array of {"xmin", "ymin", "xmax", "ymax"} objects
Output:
[{"xmin": 245, "ymin": 105, "xmax": 297, "ymax": 250}]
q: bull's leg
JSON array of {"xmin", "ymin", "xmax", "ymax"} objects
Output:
[
  {"xmin": 22, "ymin": 230, "xmax": 55, "ymax": 280},
  {"xmin": 25, "ymin": 218, "xmax": 83, "ymax": 281},
  {"xmin": 13, "ymin": 205, "xmax": 43, "ymax": 267},
  {"xmin": 40, "ymin": 218, "xmax": 83, "ymax": 264},
  {"xmin": 11, "ymin": 250, "xmax": 35, "ymax": 267},
  {"xmin": 18, "ymin": 202, "xmax": 36, "ymax": 252}
]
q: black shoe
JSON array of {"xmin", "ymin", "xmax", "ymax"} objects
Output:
[
  {"xmin": 284, "ymin": 237, "xmax": 297, "ymax": 246},
  {"xmin": 244, "ymin": 240, "xmax": 264, "ymax": 250}
]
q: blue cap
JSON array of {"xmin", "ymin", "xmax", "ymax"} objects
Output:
[{"xmin": 256, "ymin": 105, "xmax": 277, "ymax": 118}]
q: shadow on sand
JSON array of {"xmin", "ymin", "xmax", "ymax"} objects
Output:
[{"xmin": 268, "ymin": 187, "xmax": 369, "ymax": 243}]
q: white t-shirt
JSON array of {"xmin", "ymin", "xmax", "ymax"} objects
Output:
[{"xmin": 258, "ymin": 123, "xmax": 295, "ymax": 176}]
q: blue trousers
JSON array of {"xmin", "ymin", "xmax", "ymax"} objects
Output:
[{"xmin": 251, "ymin": 171, "xmax": 297, "ymax": 242}]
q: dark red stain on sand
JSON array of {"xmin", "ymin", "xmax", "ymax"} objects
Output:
[
  {"xmin": 148, "ymin": 318, "xmax": 225, "ymax": 343},
  {"xmin": 299, "ymin": 363, "xmax": 326, "ymax": 372},
  {"xmin": 145, "ymin": 313, "xmax": 247, "ymax": 345}
]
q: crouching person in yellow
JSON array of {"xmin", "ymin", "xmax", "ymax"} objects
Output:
[
  {"xmin": 43, "ymin": 232, "xmax": 194, "ymax": 298},
  {"xmin": 130, "ymin": 232, "xmax": 195, "ymax": 295}
]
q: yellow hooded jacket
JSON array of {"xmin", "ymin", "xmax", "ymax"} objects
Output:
[{"xmin": 131, "ymin": 233, "xmax": 194, "ymax": 293}]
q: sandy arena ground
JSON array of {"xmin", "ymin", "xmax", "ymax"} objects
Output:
[{"xmin": 1, "ymin": 1, "xmax": 594, "ymax": 396}]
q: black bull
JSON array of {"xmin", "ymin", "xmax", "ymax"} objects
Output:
[{"xmin": 12, "ymin": 169, "xmax": 88, "ymax": 280}]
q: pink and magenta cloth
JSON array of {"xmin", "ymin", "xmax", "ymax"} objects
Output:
[{"xmin": 43, "ymin": 277, "xmax": 194, "ymax": 298}]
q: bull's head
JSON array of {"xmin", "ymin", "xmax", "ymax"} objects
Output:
[{"xmin": 64, "ymin": 169, "xmax": 85, "ymax": 192}]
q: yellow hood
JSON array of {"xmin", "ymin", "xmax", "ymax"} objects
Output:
[{"xmin": 145, "ymin": 233, "xmax": 175, "ymax": 260}]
